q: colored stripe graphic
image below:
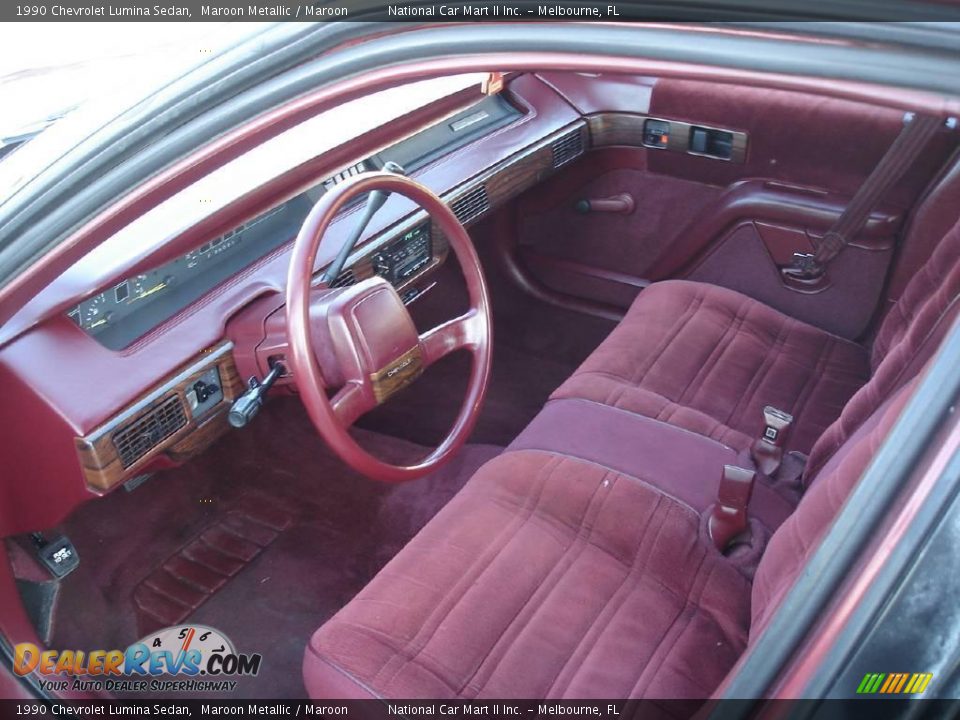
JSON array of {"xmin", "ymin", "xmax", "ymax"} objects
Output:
[{"xmin": 857, "ymin": 672, "xmax": 932, "ymax": 694}]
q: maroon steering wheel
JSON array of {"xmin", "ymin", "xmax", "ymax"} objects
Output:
[{"xmin": 285, "ymin": 171, "xmax": 493, "ymax": 483}]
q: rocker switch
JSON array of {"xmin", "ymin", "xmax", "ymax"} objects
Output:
[{"xmin": 186, "ymin": 367, "xmax": 223, "ymax": 417}]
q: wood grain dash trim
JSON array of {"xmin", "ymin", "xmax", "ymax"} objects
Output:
[{"xmin": 75, "ymin": 342, "xmax": 245, "ymax": 493}]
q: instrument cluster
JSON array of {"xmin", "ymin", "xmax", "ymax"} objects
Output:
[
  {"xmin": 68, "ymin": 201, "xmax": 307, "ymax": 350},
  {"xmin": 65, "ymin": 94, "xmax": 521, "ymax": 350}
]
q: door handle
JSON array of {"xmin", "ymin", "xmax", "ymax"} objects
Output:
[{"xmin": 574, "ymin": 193, "xmax": 635, "ymax": 215}]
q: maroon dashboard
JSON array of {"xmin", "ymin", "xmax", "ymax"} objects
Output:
[{"xmin": 0, "ymin": 73, "xmax": 584, "ymax": 535}]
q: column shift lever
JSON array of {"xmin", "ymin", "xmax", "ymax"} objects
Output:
[
  {"xmin": 322, "ymin": 161, "xmax": 406, "ymax": 285},
  {"xmin": 228, "ymin": 363, "xmax": 284, "ymax": 428}
]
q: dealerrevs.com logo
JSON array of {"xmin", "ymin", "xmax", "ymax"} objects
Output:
[{"xmin": 13, "ymin": 625, "xmax": 262, "ymax": 693}]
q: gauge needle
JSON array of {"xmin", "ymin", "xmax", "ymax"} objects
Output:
[
  {"xmin": 88, "ymin": 318, "xmax": 109, "ymax": 329},
  {"xmin": 130, "ymin": 281, "xmax": 167, "ymax": 302}
]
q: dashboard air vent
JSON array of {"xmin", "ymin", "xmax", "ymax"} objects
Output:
[
  {"xmin": 331, "ymin": 268, "xmax": 356, "ymax": 289},
  {"xmin": 551, "ymin": 129, "xmax": 584, "ymax": 168},
  {"xmin": 112, "ymin": 395, "xmax": 187, "ymax": 468},
  {"xmin": 450, "ymin": 185, "xmax": 490, "ymax": 225}
]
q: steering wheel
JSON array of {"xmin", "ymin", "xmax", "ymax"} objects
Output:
[{"xmin": 284, "ymin": 171, "xmax": 493, "ymax": 483}]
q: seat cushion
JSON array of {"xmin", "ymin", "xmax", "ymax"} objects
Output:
[
  {"xmin": 552, "ymin": 280, "xmax": 871, "ymax": 455},
  {"xmin": 305, "ymin": 450, "xmax": 751, "ymax": 700},
  {"xmin": 509, "ymin": 398, "xmax": 795, "ymax": 533}
]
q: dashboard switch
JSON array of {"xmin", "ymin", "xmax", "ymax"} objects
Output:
[
  {"xmin": 193, "ymin": 380, "xmax": 219, "ymax": 404},
  {"xmin": 186, "ymin": 367, "xmax": 223, "ymax": 418}
]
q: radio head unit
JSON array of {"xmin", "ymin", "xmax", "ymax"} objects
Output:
[{"xmin": 372, "ymin": 222, "xmax": 433, "ymax": 285}]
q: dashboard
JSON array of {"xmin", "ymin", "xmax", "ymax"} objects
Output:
[
  {"xmin": 68, "ymin": 94, "xmax": 520, "ymax": 350},
  {"xmin": 0, "ymin": 71, "xmax": 592, "ymax": 533}
]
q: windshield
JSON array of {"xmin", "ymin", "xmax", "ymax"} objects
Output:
[{"xmin": 0, "ymin": 22, "xmax": 256, "ymax": 160}]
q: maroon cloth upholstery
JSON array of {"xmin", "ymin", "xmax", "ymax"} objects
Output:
[
  {"xmin": 303, "ymin": 185, "xmax": 960, "ymax": 703},
  {"xmin": 750, "ymin": 378, "xmax": 915, "ymax": 637},
  {"xmin": 801, "ymin": 219, "xmax": 960, "ymax": 483},
  {"xmin": 552, "ymin": 280, "xmax": 871, "ymax": 454},
  {"xmin": 871, "ymin": 219, "xmax": 960, "ymax": 370},
  {"xmin": 305, "ymin": 450, "xmax": 751, "ymax": 700},
  {"xmin": 509, "ymin": 398, "xmax": 794, "ymax": 533}
]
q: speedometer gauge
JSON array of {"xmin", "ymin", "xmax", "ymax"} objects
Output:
[
  {"xmin": 82, "ymin": 293, "xmax": 112, "ymax": 330},
  {"xmin": 132, "ymin": 273, "xmax": 172, "ymax": 302}
]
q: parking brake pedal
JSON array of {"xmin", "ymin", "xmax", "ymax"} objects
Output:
[{"xmin": 31, "ymin": 533, "xmax": 80, "ymax": 578}]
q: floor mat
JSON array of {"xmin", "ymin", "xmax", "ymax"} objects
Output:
[{"xmin": 47, "ymin": 398, "xmax": 501, "ymax": 698}]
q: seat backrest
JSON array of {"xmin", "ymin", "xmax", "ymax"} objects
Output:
[
  {"xmin": 871, "ymin": 158, "xmax": 960, "ymax": 370},
  {"xmin": 750, "ymin": 374, "xmax": 917, "ymax": 638},
  {"xmin": 804, "ymin": 218, "xmax": 960, "ymax": 481}
]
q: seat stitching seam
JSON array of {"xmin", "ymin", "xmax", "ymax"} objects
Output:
[
  {"xmin": 628, "ymin": 542, "xmax": 712, "ymax": 697},
  {"xmin": 463, "ymin": 466, "xmax": 619, "ymax": 697},
  {"xmin": 546, "ymin": 494, "xmax": 672, "ymax": 697},
  {"xmin": 677, "ymin": 296, "xmax": 751, "ymax": 405},
  {"xmin": 788, "ymin": 330, "xmax": 844, "ymax": 441},
  {"xmin": 369, "ymin": 455, "xmax": 560, "ymax": 692},
  {"xmin": 723, "ymin": 311, "xmax": 790, "ymax": 429},
  {"xmin": 628, "ymin": 291, "xmax": 706, "ymax": 388}
]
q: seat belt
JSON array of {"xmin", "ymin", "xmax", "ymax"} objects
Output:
[
  {"xmin": 709, "ymin": 465, "xmax": 756, "ymax": 551},
  {"xmin": 751, "ymin": 405, "xmax": 793, "ymax": 476},
  {"xmin": 783, "ymin": 112, "xmax": 943, "ymax": 283}
]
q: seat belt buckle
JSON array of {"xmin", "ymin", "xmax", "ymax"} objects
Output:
[
  {"xmin": 708, "ymin": 465, "xmax": 756, "ymax": 551},
  {"xmin": 752, "ymin": 405, "xmax": 793, "ymax": 476},
  {"xmin": 781, "ymin": 252, "xmax": 825, "ymax": 284}
]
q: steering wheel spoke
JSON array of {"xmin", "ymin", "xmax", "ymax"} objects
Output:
[
  {"xmin": 419, "ymin": 309, "xmax": 484, "ymax": 367},
  {"xmin": 331, "ymin": 382, "xmax": 375, "ymax": 427}
]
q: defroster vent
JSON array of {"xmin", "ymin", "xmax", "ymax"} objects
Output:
[
  {"xmin": 113, "ymin": 395, "xmax": 187, "ymax": 468},
  {"xmin": 551, "ymin": 128, "xmax": 584, "ymax": 168},
  {"xmin": 450, "ymin": 185, "xmax": 490, "ymax": 225}
]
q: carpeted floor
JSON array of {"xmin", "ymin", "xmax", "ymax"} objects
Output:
[{"xmin": 48, "ymin": 398, "xmax": 500, "ymax": 698}]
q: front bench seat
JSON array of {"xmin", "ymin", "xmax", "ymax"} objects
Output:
[
  {"xmin": 552, "ymin": 279, "xmax": 870, "ymax": 456},
  {"xmin": 303, "ymin": 378, "xmax": 916, "ymax": 700},
  {"xmin": 305, "ymin": 450, "xmax": 752, "ymax": 699}
]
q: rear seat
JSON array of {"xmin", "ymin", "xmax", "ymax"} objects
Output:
[
  {"xmin": 505, "ymin": 219, "xmax": 960, "ymax": 537},
  {"xmin": 302, "ymin": 167, "xmax": 960, "ymax": 700}
]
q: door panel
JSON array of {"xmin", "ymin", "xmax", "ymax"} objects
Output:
[
  {"xmin": 510, "ymin": 74, "xmax": 952, "ymax": 339},
  {"xmin": 516, "ymin": 147, "xmax": 721, "ymax": 307}
]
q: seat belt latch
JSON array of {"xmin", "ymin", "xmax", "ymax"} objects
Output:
[
  {"xmin": 781, "ymin": 252, "xmax": 826, "ymax": 284},
  {"xmin": 752, "ymin": 405, "xmax": 793, "ymax": 475},
  {"xmin": 709, "ymin": 465, "xmax": 756, "ymax": 551}
]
